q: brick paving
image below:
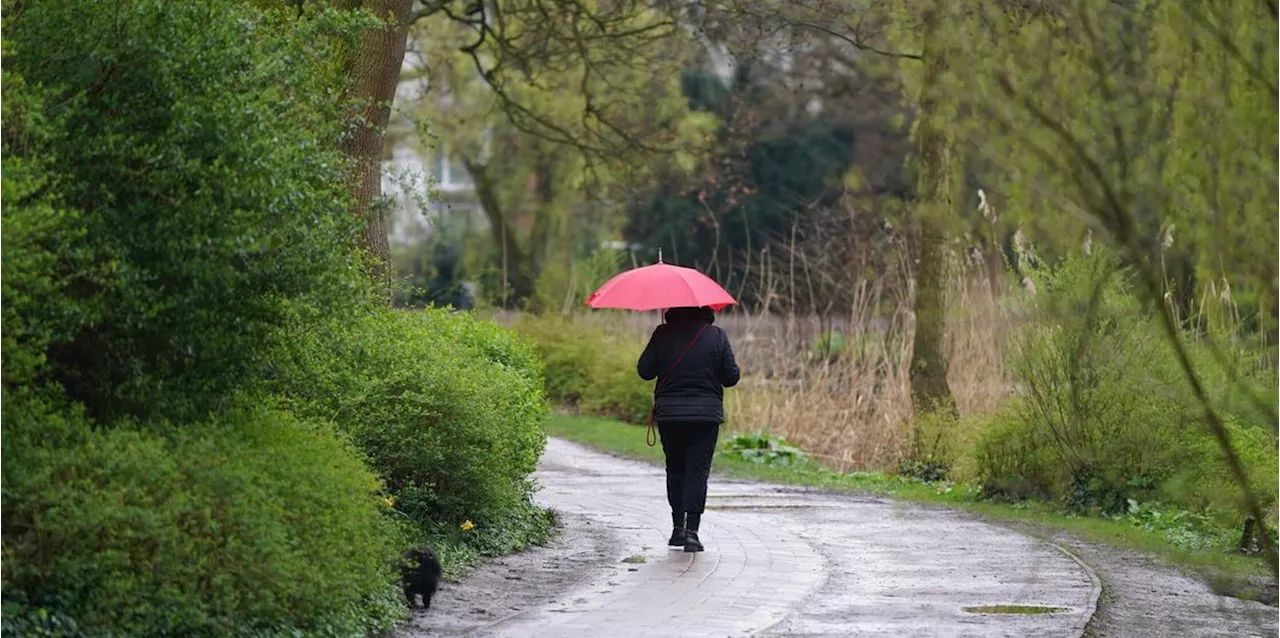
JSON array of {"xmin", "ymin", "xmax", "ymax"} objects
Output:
[{"xmin": 466, "ymin": 438, "xmax": 1099, "ymax": 637}]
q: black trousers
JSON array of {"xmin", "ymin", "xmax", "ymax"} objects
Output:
[{"xmin": 657, "ymin": 422, "xmax": 720, "ymax": 517}]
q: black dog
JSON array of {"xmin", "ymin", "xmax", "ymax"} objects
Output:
[{"xmin": 401, "ymin": 546, "xmax": 443, "ymax": 610}]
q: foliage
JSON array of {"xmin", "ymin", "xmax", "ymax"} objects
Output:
[
  {"xmin": 512, "ymin": 314, "xmax": 654, "ymax": 423},
  {"xmin": 808, "ymin": 330, "xmax": 847, "ymax": 363},
  {"xmin": 722, "ymin": 430, "xmax": 808, "ymax": 466},
  {"xmin": 899, "ymin": 407, "xmax": 959, "ymax": 483},
  {"xmin": 975, "ymin": 251, "xmax": 1279, "ymax": 521},
  {"xmin": 391, "ymin": 237, "xmax": 476, "ymax": 310},
  {"xmin": 1, "ymin": 391, "xmax": 405, "ymax": 638},
  {"xmin": 269, "ymin": 308, "xmax": 549, "ymax": 539},
  {"xmin": 4, "ymin": 2, "xmax": 560, "ymax": 634},
  {"xmin": 529, "ymin": 247, "xmax": 631, "ymax": 316},
  {"xmin": 934, "ymin": 1, "xmax": 1277, "ymax": 331},
  {"xmin": 399, "ymin": 2, "xmax": 711, "ymax": 308},
  {"xmin": 625, "ymin": 66, "xmax": 858, "ymax": 301},
  {"xmin": 0, "ymin": 40, "xmax": 78, "ymax": 394},
  {"xmin": 1115, "ymin": 500, "xmax": 1236, "ymax": 553},
  {"xmin": 924, "ymin": 0, "xmax": 1277, "ymax": 546},
  {"xmin": 3, "ymin": 0, "xmax": 370, "ymax": 424}
]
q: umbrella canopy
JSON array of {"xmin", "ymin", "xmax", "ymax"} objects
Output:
[{"xmin": 585, "ymin": 262, "xmax": 737, "ymax": 312}]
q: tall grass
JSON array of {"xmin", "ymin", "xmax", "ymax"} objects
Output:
[
  {"xmin": 509, "ymin": 232, "xmax": 1277, "ymax": 532},
  {"xmin": 505, "ymin": 261, "xmax": 1013, "ymax": 473}
]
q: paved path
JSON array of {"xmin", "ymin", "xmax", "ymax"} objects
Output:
[{"xmin": 405, "ymin": 438, "xmax": 1099, "ymax": 637}]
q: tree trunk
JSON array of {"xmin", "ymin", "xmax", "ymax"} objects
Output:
[
  {"xmin": 908, "ymin": 2, "xmax": 959, "ymax": 419},
  {"xmin": 523, "ymin": 155, "xmax": 561, "ymax": 311},
  {"xmin": 338, "ymin": 0, "xmax": 413, "ymax": 295},
  {"xmin": 528, "ymin": 156, "xmax": 557, "ymax": 278},
  {"xmin": 465, "ymin": 159, "xmax": 536, "ymax": 307}
]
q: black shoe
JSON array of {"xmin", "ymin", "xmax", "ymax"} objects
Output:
[
  {"xmin": 668, "ymin": 527, "xmax": 687, "ymax": 547},
  {"xmin": 684, "ymin": 530, "xmax": 704, "ymax": 553},
  {"xmin": 668, "ymin": 511, "xmax": 686, "ymax": 546}
]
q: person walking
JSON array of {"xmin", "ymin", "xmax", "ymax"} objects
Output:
[{"xmin": 637, "ymin": 306, "xmax": 740, "ymax": 552}]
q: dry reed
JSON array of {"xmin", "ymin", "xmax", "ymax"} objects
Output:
[{"xmin": 549, "ymin": 263, "xmax": 1014, "ymax": 473}]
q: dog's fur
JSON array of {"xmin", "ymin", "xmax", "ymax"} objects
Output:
[{"xmin": 401, "ymin": 545, "xmax": 443, "ymax": 610}]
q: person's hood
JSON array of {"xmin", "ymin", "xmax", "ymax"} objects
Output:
[{"xmin": 663, "ymin": 306, "xmax": 715, "ymax": 325}]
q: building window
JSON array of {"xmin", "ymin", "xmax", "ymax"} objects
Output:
[{"xmin": 433, "ymin": 146, "xmax": 474, "ymax": 192}]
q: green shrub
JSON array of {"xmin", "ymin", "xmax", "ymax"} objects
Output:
[
  {"xmin": 1164, "ymin": 415, "xmax": 1280, "ymax": 515},
  {"xmin": 808, "ymin": 330, "xmax": 847, "ymax": 363},
  {"xmin": 3, "ymin": 0, "xmax": 368, "ymax": 423},
  {"xmin": 581, "ymin": 356, "xmax": 655, "ymax": 424},
  {"xmin": 976, "ymin": 251, "xmax": 1279, "ymax": 521},
  {"xmin": 513, "ymin": 315, "xmax": 653, "ymax": 423},
  {"xmin": 987, "ymin": 253, "xmax": 1176, "ymax": 510},
  {"xmin": 906, "ymin": 409, "xmax": 993, "ymax": 483},
  {"xmin": 270, "ymin": 308, "xmax": 549, "ymax": 541},
  {"xmin": 530, "ymin": 248, "xmax": 629, "ymax": 313},
  {"xmin": 0, "ymin": 40, "xmax": 80, "ymax": 389},
  {"xmin": 974, "ymin": 402, "xmax": 1066, "ymax": 501},
  {"xmin": 4, "ymin": 2, "xmax": 558, "ymax": 634},
  {"xmin": 1, "ymin": 391, "xmax": 405, "ymax": 637},
  {"xmin": 722, "ymin": 430, "xmax": 808, "ymax": 465}
]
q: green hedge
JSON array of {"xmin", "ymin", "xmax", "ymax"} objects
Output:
[
  {"xmin": 1, "ymin": 65, "xmax": 94, "ymax": 391},
  {"xmin": 2, "ymin": 2, "xmax": 557, "ymax": 634},
  {"xmin": 1, "ymin": 391, "xmax": 405, "ymax": 637},
  {"xmin": 975, "ymin": 252, "xmax": 1279, "ymax": 521},
  {"xmin": 512, "ymin": 315, "xmax": 653, "ymax": 423},
  {"xmin": 3, "ymin": 0, "xmax": 368, "ymax": 424},
  {"xmin": 270, "ymin": 308, "xmax": 551, "ymax": 550}
]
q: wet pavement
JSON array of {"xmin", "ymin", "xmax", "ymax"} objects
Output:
[{"xmin": 408, "ymin": 438, "xmax": 1100, "ymax": 637}]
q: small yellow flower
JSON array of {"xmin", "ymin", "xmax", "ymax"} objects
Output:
[
  {"xmin": 460, "ymin": 520, "xmax": 475, "ymax": 532},
  {"xmin": 381, "ymin": 496, "xmax": 395, "ymax": 509}
]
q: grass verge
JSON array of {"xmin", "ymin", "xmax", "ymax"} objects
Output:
[{"xmin": 544, "ymin": 413, "xmax": 1276, "ymax": 603}]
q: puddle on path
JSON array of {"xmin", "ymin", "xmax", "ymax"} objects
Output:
[
  {"xmin": 705, "ymin": 503, "xmax": 817, "ymax": 510},
  {"xmin": 962, "ymin": 605, "xmax": 1071, "ymax": 615}
]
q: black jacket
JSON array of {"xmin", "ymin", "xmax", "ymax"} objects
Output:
[{"xmin": 637, "ymin": 307, "xmax": 741, "ymax": 424}]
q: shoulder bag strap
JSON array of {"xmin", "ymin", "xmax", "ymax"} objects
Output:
[{"xmin": 646, "ymin": 323, "xmax": 712, "ymax": 447}]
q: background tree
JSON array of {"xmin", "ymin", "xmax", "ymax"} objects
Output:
[
  {"xmin": 901, "ymin": 0, "xmax": 958, "ymax": 418},
  {"xmin": 927, "ymin": 0, "xmax": 1278, "ymax": 566},
  {"xmin": 336, "ymin": 0, "xmax": 416, "ymax": 290},
  {"xmin": 275, "ymin": 0, "xmax": 417, "ymax": 285},
  {"xmin": 623, "ymin": 63, "xmax": 860, "ymax": 306},
  {"xmin": 399, "ymin": 0, "xmax": 713, "ymax": 308},
  {"xmin": 690, "ymin": 0, "xmax": 961, "ymax": 414}
]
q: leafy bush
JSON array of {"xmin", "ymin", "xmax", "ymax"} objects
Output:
[
  {"xmin": 973, "ymin": 402, "xmax": 1062, "ymax": 501},
  {"xmin": 1115, "ymin": 499, "xmax": 1235, "ymax": 552},
  {"xmin": 976, "ymin": 252, "xmax": 1279, "ymax": 521},
  {"xmin": 0, "ymin": 40, "xmax": 79, "ymax": 389},
  {"xmin": 513, "ymin": 314, "xmax": 653, "ymax": 423},
  {"xmin": 4, "ymin": 2, "xmax": 560, "ymax": 635},
  {"xmin": 808, "ymin": 330, "xmax": 847, "ymax": 363},
  {"xmin": 270, "ymin": 308, "xmax": 549, "ymax": 542},
  {"xmin": 722, "ymin": 430, "xmax": 808, "ymax": 465},
  {"xmin": 3, "ymin": 0, "xmax": 367, "ymax": 423},
  {"xmin": 1, "ymin": 391, "xmax": 405, "ymax": 637},
  {"xmin": 529, "ymin": 248, "xmax": 630, "ymax": 313}
]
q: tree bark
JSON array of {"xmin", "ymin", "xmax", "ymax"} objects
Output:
[
  {"xmin": 908, "ymin": 2, "xmax": 959, "ymax": 419},
  {"xmin": 338, "ymin": 0, "xmax": 413, "ymax": 295},
  {"xmin": 465, "ymin": 159, "xmax": 536, "ymax": 307},
  {"xmin": 524, "ymin": 154, "xmax": 561, "ymax": 310}
]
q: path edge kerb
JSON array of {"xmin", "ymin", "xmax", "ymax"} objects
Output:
[{"xmin": 1048, "ymin": 541, "xmax": 1104, "ymax": 638}]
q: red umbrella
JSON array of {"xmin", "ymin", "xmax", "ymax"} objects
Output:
[{"xmin": 585, "ymin": 260, "xmax": 736, "ymax": 312}]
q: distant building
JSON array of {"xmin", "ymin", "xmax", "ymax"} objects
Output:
[{"xmin": 382, "ymin": 47, "xmax": 485, "ymax": 247}]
